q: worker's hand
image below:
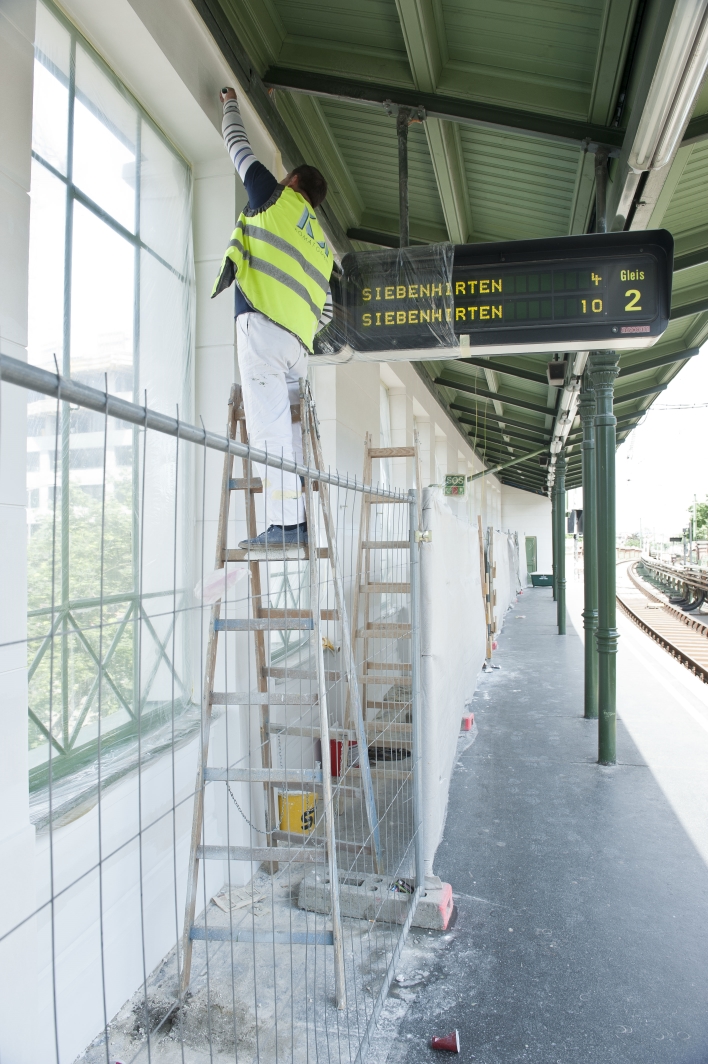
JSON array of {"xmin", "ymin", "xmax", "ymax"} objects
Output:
[{"xmin": 220, "ymin": 87, "xmax": 237, "ymax": 104}]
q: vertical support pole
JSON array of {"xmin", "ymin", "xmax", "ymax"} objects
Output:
[
  {"xmin": 556, "ymin": 451, "xmax": 567, "ymax": 635},
  {"xmin": 551, "ymin": 487, "xmax": 558, "ymax": 600},
  {"xmin": 409, "ymin": 489, "xmax": 425, "ymax": 891},
  {"xmin": 589, "ymin": 351, "xmax": 620, "ymax": 765},
  {"xmin": 578, "ymin": 387, "xmax": 598, "ymax": 720},
  {"xmin": 397, "ymin": 107, "xmax": 411, "ymax": 248},
  {"xmin": 594, "ymin": 146, "xmax": 610, "ymax": 233}
]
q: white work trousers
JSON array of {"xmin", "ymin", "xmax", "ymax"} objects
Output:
[{"xmin": 236, "ymin": 311, "xmax": 307, "ymax": 526}]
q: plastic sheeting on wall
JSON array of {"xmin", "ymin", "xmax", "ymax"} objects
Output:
[{"xmin": 419, "ymin": 487, "xmax": 486, "ymax": 872}]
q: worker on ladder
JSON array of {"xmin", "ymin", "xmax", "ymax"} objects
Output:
[{"xmin": 212, "ymin": 88, "xmax": 334, "ymax": 548}]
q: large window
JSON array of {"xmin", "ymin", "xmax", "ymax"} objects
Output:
[{"xmin": 27, "ymin": 2, "xmax": 194, "ymax": 792}]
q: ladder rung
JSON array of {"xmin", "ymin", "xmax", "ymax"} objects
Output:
[
  {"xmin": 205, "ymin": 767, "xmax": 322, "ymax": 784},
  {"xmin": 256, "ymin": 608, "xmax": 338, "ymax": 621},
  {"xmin": 355, "ymin": 767, "xmax": 413, "ymax": 781},
  {"xmin": 229, "ymin": 477, "xmax": 263, "ymax": 493},
  {"xmin": 190, "ymin": 926, "xmax": 333, "ymax": 945},
  {"xmin": 270, "ymin": 830, "xmax": 372, "ymax": 855},
  {"xmin": 364, "ymin": 661, "xmax": 411, "ymax": 672},
  {"xmin": 367, "ymin": 701, "xmax": 411, "ymax": 711},
  {"xmin": 214, "ymin": 618, "xmax": 314, "ymax": 631},
  {"xmin": 264, "ymin": 667, "xmax": 341, "ymax": 681},
  {"xmin": 267, "ymin": 725, "xmax": 353, "ymax": 739},
  {"xmin": 211, "ymin": 692, "xmax": 317, "ymax": 706},
  {"xmin": 364, "ymin": 723, "xmax": 413, "ymax": 738},
  {"xmin": 224, "ymin": 548, "xmax": 329, "ymax": 561},
  {"xmin": 198, "ymin": 844, "xmax": 324, "ymax": 863},
  {"xmin": 369, "ymin": 446, "xmax": 415, "ymax": 458},
  {"xmin": 360, "ymin": 674, "xmax": 412, "ymax": 685},
  {"xmin": 362, "ymin": 583, "xmax": 410, "ymax": 593},
  {"xmin": 357, "ymin": 624, "xmax": 412, "ymax": 638},
  {"xmin": 362, "ymin": 540, "xmax": 409, "ymax": 549}
]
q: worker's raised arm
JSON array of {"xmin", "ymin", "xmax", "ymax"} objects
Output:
[{"xmin": 220, "ymin": 88, "xmax": 256, "ymax": 182}]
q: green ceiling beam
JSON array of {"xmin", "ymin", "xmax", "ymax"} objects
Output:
[
  {"xmin": 449, "ymin": 402, "xmax": 550, "ymax": 438},
  {"xmin": 614, "ymin": 383, "xmax": 667, "ymax": 405},
  {"xmin": 347, "ymin": 227, "xmax": 426, "ymax": 248},
  {"xmin": 499, "ymin": 477, "xmax": 547, "ymax": 496},
  {"xmin": 674, "ymin": 247, "xmax": 708, "ymax": 272},
  {"xmin": 670, "ymin": 297, "xmax": 708, "ymax": 320},
  {"xmin": 458, "ymin": 358, "xmax": 549, "ymax": 386},
  {"xmin": 462, "ymin": 422, "xmax": 550, "ymax": 447},
  {"xmin": 435, "ymin": 377, "xmax": 554, "ymax": 416},
  {"xmin": 617, "ymin": 347, "xmax": 699, "ymax": 377},
  {"xmin": 263, "ymin": 68, "xmax": 626, "ymax": 149}
]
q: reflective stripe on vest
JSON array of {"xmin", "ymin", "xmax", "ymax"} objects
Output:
[{"xmin": 212, "ymin": 187, "xmax": 332, "ymax": 352}]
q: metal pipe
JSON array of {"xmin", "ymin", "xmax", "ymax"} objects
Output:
[
  {"xmin": 578, "ymin": 386, "xmax": 599, "ymax": 719},
  {"xmin": 0, "ymin": 353, "xmax": 404, "ymax": 499},
  {"xmin": 397, "ymin": 107, "xmax": 411, "ymax": 247},
  {"xmin": 556, "ymin": 452, "xmax": 567, "ymax": 634},
  {"xmin": 589, "ymin": 350, "xmax": 620, "ymax": 765},
  {"xmin": 552, "ymin": 488, "xmax": 558, "ymax": 601},
  {"xmin": 409, "ymin": 489, "xmax": 425, "ymax": 893},
  {"xmin": 595, "ymin": 146, "xmax": 610, "ymax": 233},
  {"xmin": 467, "ymin": 445, "xmax": 548, "ymax": 481}
]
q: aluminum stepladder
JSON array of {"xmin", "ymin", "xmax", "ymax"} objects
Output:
[
  {"xmin": 349, "ymin": 435, "xmax": 422, "ymax": 780},
  {"xmin": 180, "ymin": 383, "xmax": 382, "ymax": 1007}
]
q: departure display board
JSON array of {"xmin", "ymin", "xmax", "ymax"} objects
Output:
[{"xmin": 333, "ymin": 231, "xmax": 673, "ymax": 357}]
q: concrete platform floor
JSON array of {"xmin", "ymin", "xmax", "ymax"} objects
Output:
[{"xmin": 375, "ymin": 579, "xmax": 708, "ymax": 1064}]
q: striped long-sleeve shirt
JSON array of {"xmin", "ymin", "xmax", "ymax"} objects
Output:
[{"xmin": 222, "ymin": 98, "xmax": 333, "ymax": 332}]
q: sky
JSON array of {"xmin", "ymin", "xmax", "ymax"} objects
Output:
[{"xmin": 567, "ymin": 346, "xmax": 708, "ymax": 542}]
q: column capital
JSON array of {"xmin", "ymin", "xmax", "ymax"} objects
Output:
[
  {"xmin": 588, "ymin": 350, "xmax": 620, "ymax": 392},
  {"xmin": 555, "ymin": 450, "xmax": 567, "ymax": 477}
]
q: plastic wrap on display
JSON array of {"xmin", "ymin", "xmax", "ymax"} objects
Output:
[{"xmin": 313, "ymin": 243, "xmax": 456, "ymax": 362}]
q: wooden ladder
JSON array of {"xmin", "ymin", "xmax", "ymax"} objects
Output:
[
  {"xmin": 350, "ymin": 435, "xmax": 421, "ymax": 781},
  {"xmin": 180, "ymin": 383, "xmax": 382, "ymax": 1008}
]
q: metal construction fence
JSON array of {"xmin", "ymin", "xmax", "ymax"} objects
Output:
[{"xmin": 0, "ymin": 353, "xmax": 424, "ymax": 1064}]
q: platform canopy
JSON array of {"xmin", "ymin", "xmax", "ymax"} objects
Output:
[{"xmin": 194, "ymin": 0, "xmax": 708, "ymax": 493}]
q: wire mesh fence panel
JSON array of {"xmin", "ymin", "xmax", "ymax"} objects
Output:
[{"xmin": 0, "ymin": 356, "xmax": 424, "ymax": 1064}]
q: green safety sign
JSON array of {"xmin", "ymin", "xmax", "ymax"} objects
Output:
[{"xmin": 443, "ymin": 474, "xmax": 466, "ymax": 496}]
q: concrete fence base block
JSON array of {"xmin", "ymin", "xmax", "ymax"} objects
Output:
[{"xmin": 297, "ymin": 871, "xmax": 453, "ymax": 930}]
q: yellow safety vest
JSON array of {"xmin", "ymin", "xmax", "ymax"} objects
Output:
[{"xmin": 212, "ymin": 186, "xmax": 332, "ymax": 352}]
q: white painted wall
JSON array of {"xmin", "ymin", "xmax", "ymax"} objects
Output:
[
  {"xmin": 501, "ymin": 484, "xmax": 553, "ymax": 582},
  {"xmin": 0, "ymin": 2, "xmax": 37, "ymax": 1059}
]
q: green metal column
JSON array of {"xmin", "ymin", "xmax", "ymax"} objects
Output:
[
  {"xmin": 589, "ymin": 351, "xmax": 620, "ymax": 765},
  {"xmin": 555, "ymin": 451, "xmax": 567, "ymax": 635},
  {"xmin": 578, "ymin": 386, "xmax": 598, "ymax": 720},
  {"xmin": 551, "ymin": 488, "xmax": 557, "ymax": 601}
]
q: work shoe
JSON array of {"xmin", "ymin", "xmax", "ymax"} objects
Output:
[{"xmin": 238, "ymin": 522, "xmax": 308, "ymax": 549}]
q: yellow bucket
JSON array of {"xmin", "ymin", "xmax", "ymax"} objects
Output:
[{"xmin": 278, "ymin": 791, "xmax": 318, "ymax": 834}]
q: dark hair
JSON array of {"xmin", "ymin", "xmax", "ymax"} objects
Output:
[{"xmin": 287, "ymin": 164, "xmax": 328, "ymax": 208}]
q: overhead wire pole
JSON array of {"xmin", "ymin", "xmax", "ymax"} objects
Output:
[
  {"xmin": 551, "ymin": 486, "xmax": 558, "ymax": 601},
  {"xmin": 590, "ymin": 351, "xmax": 620, "ymax": 765},
  {"xmin": 578, "ymin": 386, "xmax": 599, "ymax": 719},
  {"xmin": 555, "ymin": 451, "xmax": 567, "ymax": 635}
]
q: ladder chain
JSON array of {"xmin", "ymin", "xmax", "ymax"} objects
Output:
[{"xmin": 226, "ymin": 782, "xmax": 269, "ymax": 834}]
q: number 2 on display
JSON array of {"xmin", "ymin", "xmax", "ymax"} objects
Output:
[{"xmin": 624, "ymin": 289, "xmax": 642, "ymax": 311}]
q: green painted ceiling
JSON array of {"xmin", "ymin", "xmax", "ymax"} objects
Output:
[{"xmin": 202, "ymin": 0, "xmax": 708, "ymax": 493}]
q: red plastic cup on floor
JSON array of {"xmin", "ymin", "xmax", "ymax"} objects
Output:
[
  {"xmin": 431, "ymin": 1030, "xmax": 460, "ymax": 1053},
  {"xmin": 492, "ymin": 640, "xmax": 498, "ymax": 650}
]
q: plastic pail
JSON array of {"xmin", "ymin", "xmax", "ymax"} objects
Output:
[{"xmin": 278, "ymin": 791, "xmax": 318, "ymax": 834}]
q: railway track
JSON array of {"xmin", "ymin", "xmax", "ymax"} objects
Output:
[{"xmin": 616, "ymin": 561, "xmax": 708, "ymax": 683}]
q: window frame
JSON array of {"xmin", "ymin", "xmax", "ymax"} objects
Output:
[{"xmin": 28, "ymin": 0, "xmax": 194, "ymax": 793}]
